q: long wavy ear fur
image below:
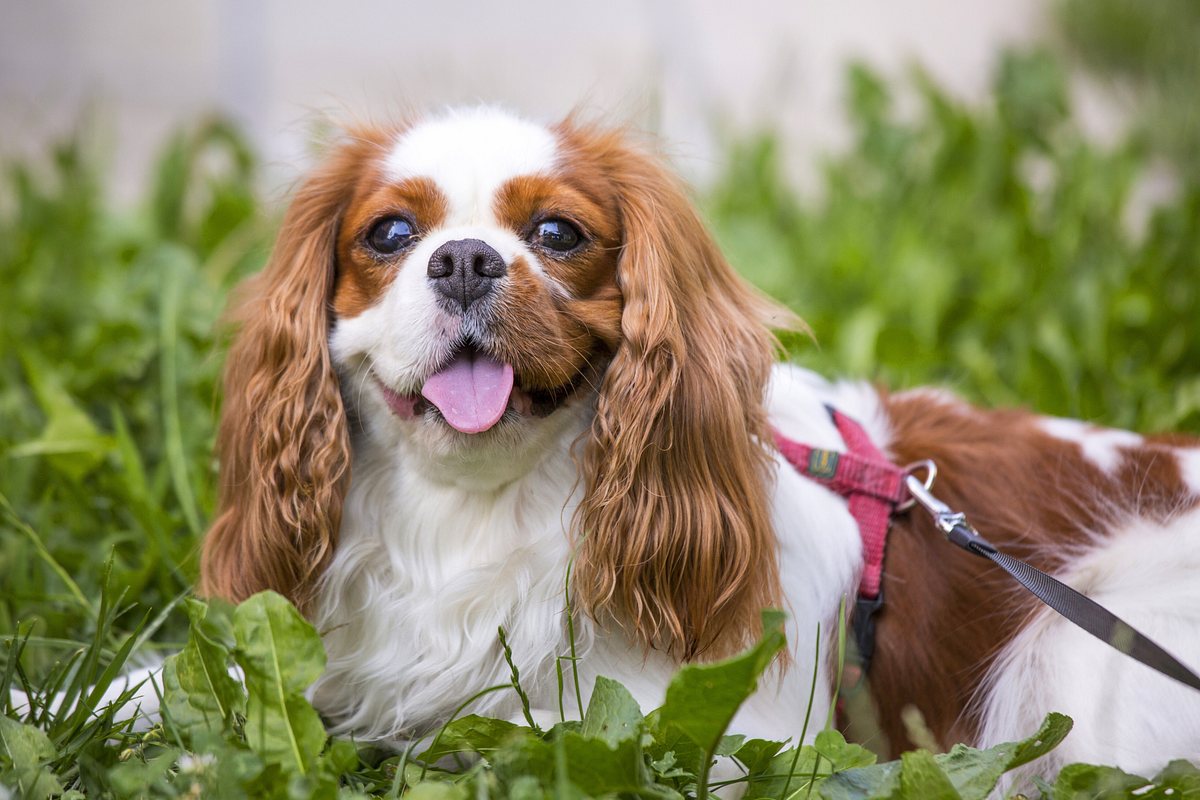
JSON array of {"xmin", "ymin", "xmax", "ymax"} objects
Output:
[
  {"xmin": 199, "ymin": 133, "xmax": 383, "ymax": 614},
  {"xmin": 573, "ymin": 131, "xmax": 796, "ymax": 660}
]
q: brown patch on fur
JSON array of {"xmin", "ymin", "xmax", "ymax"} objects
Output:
[
  {"xmin": 334, "ymin": 176, "xmax": 449, "ymax": 317},
  {"xmin": 486, "ymin": 258, "xmax": 615, "ymax": 392},
  {"xmin": 870, "ymin": 392, "xmax": 1198, "ymax": 754},
  {"xmin": 199, "ymin": 127, "xmax": 393, "ymax": 614},
  {"xmin": 487, "ymin": 172, "xmax": 625, "ymax": 392},
  {"xmin": 560, "ymin": 122, "xmax": 803, "ymax": 660},
  {"xmin": 493, "ymin": 175, "xmax": 622, "ymax": 300}
]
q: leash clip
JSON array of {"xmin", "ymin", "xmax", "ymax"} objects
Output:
[
  {"xmin": 904, "ymin": 473, "xmax": 997, "ymax": 554},
  {"xmin": 897, "ymin": 459, "xmax": 937, "ymax": 513}
]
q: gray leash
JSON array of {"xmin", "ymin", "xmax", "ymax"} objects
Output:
[{"xmin": 904, "ymin": 473, "xmax": 1200, "ymax": 693}]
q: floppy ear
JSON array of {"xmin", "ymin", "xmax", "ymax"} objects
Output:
[
  {"xmin": 199, "ymin": 134, "xmax": 382, "ymax": 615},
  {"xmin": 575, "ymin": 137, "xmax": 797, "ymax": 659}
]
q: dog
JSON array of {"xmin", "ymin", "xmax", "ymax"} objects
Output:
[{"xmin": 197, "ymin": 106, "xmax": 1200, "ymax": 775}]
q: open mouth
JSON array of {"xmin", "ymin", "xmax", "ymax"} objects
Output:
[{"xmin": 375, "ymin": 344, "xmax": 583, "ymax": 434}]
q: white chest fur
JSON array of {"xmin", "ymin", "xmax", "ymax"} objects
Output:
[{"xmin": 311, "ymin": 365, "xmax": 870, "ymax": 745}]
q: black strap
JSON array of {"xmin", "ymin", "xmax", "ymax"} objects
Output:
[
  {"xmin": 851, "ymin": 591, "xmax": 884, "ymax": 676},
  {"xmin": 946, "ymin": 519, "xmax": 1200, "ymax": 693}
]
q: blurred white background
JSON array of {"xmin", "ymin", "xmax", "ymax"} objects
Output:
[{"xmin": 2, "ymin": 0, "xmax": 1062, "ymax": 199}]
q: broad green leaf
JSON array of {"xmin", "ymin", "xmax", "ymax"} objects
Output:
[
  {"xmin": 1005, "ymin": 712, "xmax": 1073, "ymax": 770},
  {"xmin": 1050, "ymin": 759, "xmax": 1200, "ymax": 800},
  {"xmin": 404, "ymin": 783, "xmax": 470, "ymax": 800},
  {"xmin": 818, "ymin": 757, "xmax": 902, "ymax": 800},
  {"xmin": 644, "ymin": 714, "xmax": 705, "ymax": 786},
  {"xmin": 582, "ymin": 676, "xmax": 644, "ymax": 746},
  {"xmin": 554, "ymin": 736, "xmax": 652, "ymax": 797},
  {"xmin": 10, "ymin": 361, "xmax": 112, "ymax": 480},
  {"xmin": 896, "ymin": 750, "xmax": 961, "ymax": 800},
  {"xmin": 1049, "ymin": 763, "xmax": 1149, "ymax": 799},
  {"xmin": 163, "ymin": 597, "xmax": 245, "ymax": 743},
  {"xmin": 401, "ymin": 762, "xmax": 464, "ymax": 787},
  {"xmin": 0, "ymin": 716, "xmax": 63, "ymax": 799},
  {"xmin": 107, "ymin": 746, "xmax": 181, "ymax": 796},
  {"xmin": 324, "ymin": 738, "xmax": 360, "ymax": 774},
  {"xmin": 814, "ymin": 729, "xmax": 876, "ymax": 772},
  {"xmin": 282, "ymin": 769, "xmax": 341, "ymax": 800},
  {"xmin": 233, "ymin": 591, "xmax": 327, "ymax": 777},
  {"xmin": 656, "ymin": 610, "xmax": 787, "ymax": 767},
  {"xmin": 821, "ymin": 713, "xmax": 1072, "ymax": 800},
  {"xmin": 1154, "ymin": 759, "xmax": 1200, "ymax": 791},
  {"xmin": 733, "ymin": 737, "xmax": 787, "ymax": 775},
  {"xmin": 744, "ymin": 745, "xmax": 823, "ymax": 799},
  {"xmin": 544, "ymin": 720, "xmax": 583, "ymax": 739},
  {"xmin": 507, "ymin": 774, "xmax": 548, "ymax": 800},
  {"xmin": 932, "ymin": 712, "xmax": 1072, "ymax": 799},
  {"xmin": 491, "ymin": 732, "xmax": 654, "ymax": 797},
  {"xmin": 735, "ymin": 725, "xmax": 861, "ymax": 798},
  {"xmin": 715, "ymin": 734, "xmax": 747, "ymax": 757},
  {"xmin": 420, "ymin": 715, "xmax": 528, "ymax": 761},
  {"xmin": 649, "ymin": 749, "xmax": 691, "ymax": 781}
]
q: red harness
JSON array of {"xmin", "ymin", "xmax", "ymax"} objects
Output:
[
  {"xmin": 774, "ymin": 407, "xmax": 907, "ymax": 600},
  {"xmin": 774, "ymin": 407, "xmax": 908, "ymax": 674}
]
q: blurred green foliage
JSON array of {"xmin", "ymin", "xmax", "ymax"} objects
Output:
[
  {"xmin": 0, "ymin": 120, "xmax": 271, "ymax": 665},
  {"xmin": 1057, "ymin": 0, "xmax": 1200, "ymax": 181},
  {"xmin": 711, "ymin": 50, "xmax": 1200, "ymax": 432}
]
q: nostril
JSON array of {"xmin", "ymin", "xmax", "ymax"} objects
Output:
[
  {"xmin": 428, "ymin": 252, "xmax": 454, "ymax": 279},
  {"xmin": 474, "ymin": 251, "xmax": 506, "ymax": 278}
]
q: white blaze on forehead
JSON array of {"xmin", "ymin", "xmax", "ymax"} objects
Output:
[
  {"xmin": 1038, "ymin": 417, "xmax": 1144, "ymax": 474},
  {"xmin": 385, "ymin": 107, "xmax": 558, "ymax": 225}
]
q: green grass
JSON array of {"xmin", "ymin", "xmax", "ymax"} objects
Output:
[
  {"xmin": 710, "ymin": 50, "xmax": 1200, "ymax": 432},
  {"xmin": 1, "ymin": 119, "xmax": 268, "ymax": 656},
  {"xmin": 3, "ymin": 49, "xmax": 1200, "ymax": 797},
  {"xmin": 1057, "ymin": 0, "xmax": 1200, "ymax": 183}
]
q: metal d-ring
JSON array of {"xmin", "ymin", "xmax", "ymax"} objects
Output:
[{"xmin": 897, "ymin": 459, "xmax": 937, "ymax": 512}]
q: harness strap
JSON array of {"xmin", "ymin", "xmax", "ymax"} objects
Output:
[
  {"xmin": 774, "ymin": 406, "xmax": 906, "ymax": 599},
  {"xmin": 774, "ymin": 407, "xmax": 907, "ymax": 679}
]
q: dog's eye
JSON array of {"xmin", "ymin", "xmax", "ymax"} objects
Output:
[
  {"xmin": 367, "ymin": 217, "xmax": 417, "ymax": 255},
  {"xmin": 531, "ymin": 219, "xmax": 582, "ymax": 253}
]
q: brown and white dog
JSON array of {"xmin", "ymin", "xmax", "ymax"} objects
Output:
[{"xmin": 198, "ymin": 107, "xmax": 1200, "ymax": 775}]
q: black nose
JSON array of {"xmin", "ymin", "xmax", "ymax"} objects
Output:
[{"xmin": 427, "ymin": 238, "xmax": 507, "ymax": 310}]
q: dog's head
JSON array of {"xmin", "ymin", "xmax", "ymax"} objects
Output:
[{"xmin": 201, "ymin": 107, "xmax": 794, "ymax": 658}]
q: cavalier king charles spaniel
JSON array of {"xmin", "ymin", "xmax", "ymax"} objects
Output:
[{"xmin": 197, "ymin": 106, "xmax": 1200, "ymax": 776}]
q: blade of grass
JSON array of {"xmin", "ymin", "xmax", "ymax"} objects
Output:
[
  {"xmin": 802, "ymin": 597, "xmax": 851, "ymax": 799},
  {"xmin": 31, "ymin": 649, "xmax": 85, "ymax": 729},
  {"xmin": 497, "ymin": 626, "xmax": 541, "ymax": 735},
  {"xmin": 52, "ymin": 560, "xmax": 126, "ymax": 738},
  {"xmin": 0, "ymin": 491, "xmax": 94, "ymax": 616},
  {"xmin": 778, "ymin": 621, "xmax": 821, "ymax": 800},
  {"xmin": 418, "ymin": 684, "xmax": 510, "ymax": 782},
  {"xmin": 563, "ymin": 559, "xmax": 584, "ymax": 720},
  {"xmin": 158, "ymin": 251, "xmax": 202, "ymax": 537},
  {"xmin": 126, "ymin": 588, "xmax": 189, "ymax": 659},
  {"xmin": 1, "ymin": 629, "xmax": 32, "ymax": 714}
]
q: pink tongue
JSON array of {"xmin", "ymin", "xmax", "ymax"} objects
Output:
[{"xmin": 420, "ymin": 351, "xmax": 515, "ymax": 434}]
